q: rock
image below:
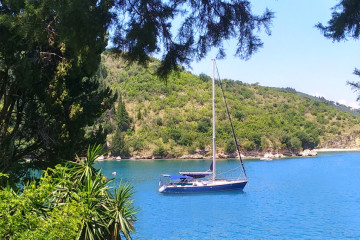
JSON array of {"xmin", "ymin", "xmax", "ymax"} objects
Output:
[
  {"xmin": 228, "ymin": 153, "xmax": 239, "ymax": 158},
  {"xmin": 180, "ymin": 154, "xmax": 204, "ymax": 159},
  {"xmin": 309, "ymin": 150, "xmax": 317, "ymax": 156},
  {"xmin": 192, "ymin": 154, "xmax": 204, "ymax": 159},
  {"xmin": 264, "ymin": 152, "xmax": 275, "ymax": 158},
  {"xmin": 283, "ymin": 151, "xmax": 294, "ymax": 157},
  {"xmin": 217, "ymin": 153, "xmax": 229, "ymax": 159},
  {"xmin": 244, "ymin": 151, "xmax": 259, "ymax": 157},
  {"xmin": 299, "ymin": 149, "xmax": 318, "ymax": 156}
]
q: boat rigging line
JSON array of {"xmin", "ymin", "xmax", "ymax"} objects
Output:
[{"xmin": 214, "ymin": 61, "xmax": 247, "ymax": 179}]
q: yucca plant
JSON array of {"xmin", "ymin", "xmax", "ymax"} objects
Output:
[
  {"xmin": 76, "ymin": 171, "xmax": 112, "ymax": 240},
  {"xmin": 71, "ymin": 144, "xmax": 137, "ymax": 240},
  {"xmin": 0, "ymin": 144, "xmax": 137, "ymax": 240},
  {"xmin": 108, "ymin": 182, "xmax": 137, "ymax": 240},
  {"xmin": 70, "ymin": 144, "xmax": 104, "ymax": 183}
]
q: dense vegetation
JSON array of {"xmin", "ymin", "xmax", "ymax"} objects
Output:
[
  {"xmin": 0, "ymin": 145, "xmax": 136, "ymax": 240},
  {"xmin": 0, "ymin": 2, "xmax": 273, "ymax": 239},
  {"xmin": 100, "ymin": 53, "xmax": 360, "ymax": 158},
  {"xmin": 2, "ymin": 0, "xmax": 360, "ymax": 238},
  {"xmin": 0, "ymin": 0, "xmax": 273, "ymax": 183},
  {"xmin": 0, "ymin": 0, "xmax": 116, "ymax": 184}
]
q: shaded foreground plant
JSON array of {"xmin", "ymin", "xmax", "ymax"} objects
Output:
[
  {"xmin": 0, "ymin": 145, "xmax": 137, "ymax": 240},
  {"xmin": 108, "ymin": 182, "xmax": 136, "ymax": 240}
]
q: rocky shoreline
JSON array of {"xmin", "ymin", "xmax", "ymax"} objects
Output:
[
  {"xmin": 315, "ymin": 148, "xmax": 360, "ymax": 152},
  {"xmin": 98, "ymin": 149, "xmax": 323, "ymax": 161}
]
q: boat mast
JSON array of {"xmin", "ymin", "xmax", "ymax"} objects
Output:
[{"xmin": 212, "ymin": 59, "xmax": 216, "ymax": 181}]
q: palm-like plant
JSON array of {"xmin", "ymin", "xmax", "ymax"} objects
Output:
[
  {"xmin": 70, "ymin": 144, "xmax": 103, "ymax": 183},
  {"xmin": 108, "ymin": 182, "xmax": 137, "ymax": 240},
  {"xmin": 47, "ymin": 165, "xmax": 76, "ymax": 205},
  {"xmin": 76, "ymin": 171, "xmax": 112, "ymax": 240},
  {"xmin": 0, "ymin": 144, "xmax": 137, "ymax": 240},
  {"xmin": 71, "ymin": 144, "xmax": 136, "ymax": 240}
]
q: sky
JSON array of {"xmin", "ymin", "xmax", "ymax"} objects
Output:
[{"xmin": 187, "ymin": 0, "xmax": 360, "ymax": 109}]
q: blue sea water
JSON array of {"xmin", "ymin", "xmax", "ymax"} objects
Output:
[{"xmin": 96, "ymin": 152, "xmax": 360, "ymax": 239}]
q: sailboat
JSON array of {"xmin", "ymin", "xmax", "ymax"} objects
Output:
[{"xmin": 158, "ymin": 60, "xmax": 248, "ymax": 193}]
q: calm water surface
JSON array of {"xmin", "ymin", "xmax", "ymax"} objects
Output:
[{"xmin": 96, "ymin": 152, "xmax": 360, "ymax": 239}]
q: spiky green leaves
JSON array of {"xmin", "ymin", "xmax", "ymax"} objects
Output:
[{"xmin": 0, "ymin": 145, "xmax": 137, "ymax": 240}]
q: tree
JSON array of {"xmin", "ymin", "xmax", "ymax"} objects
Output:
[
  {"xmin": 197, "ymin": 117, "xmax": 211, "ymax": 133},
  {"xmin": 0, "ymin": 0, "xmax": 116, "ymax": 181},
  {"xmin": 250, "ymin": 132, "xmax": 262, "ymax": 149},
  {"xmin": 111, "ymin": 128, "xmax": 130, "ymax": 157},
  {"xmin": 225, "ymin": 139, "xmax": 236, "ymax": 154},
  {"xmin": 116, "ymin": 95, "xmax": 132, "ymax": 132},
  {"xmin": 289, "ymin": 137, "xmax": 302, "ymax": 151},
  {"xmin": 317, "ymin": 1, "xmax": 360, "ymax": 41},
  {"xmin": 234, "ymin": 110, "xmax": 245, "ymax": 121},
  {"xmin": 153, "ymin": 145, "xmax": 167, "ymax": 157},
  {"xmin": 168, "ymin": 128, "xmax": 182, "ymax": 143},
  {"xmin": 112, "ymin": 0, "xmax": 274, "ymax": 77},
  {"xmin": 317, "ymin": 1, "xmax": 360, "ymax": 97},
  {"xmin": 1, "ymin": 0, "xmax": 274, "ymax": 182},
  {"xmin": 295, "ymin": 130, "xmax": 318, "ymax": 150},
  {"xmin": 199, "ymin": 73, "xmax": 211, "ymax": 82}
]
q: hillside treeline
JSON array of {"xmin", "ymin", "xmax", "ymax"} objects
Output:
[{"xmin": 98, "ymin": 53, "xmax": 360, "ymax": 158}]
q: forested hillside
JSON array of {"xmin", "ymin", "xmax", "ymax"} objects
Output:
[{"xmin": 98, "ymin": 52, "xmax": 360, "ymax": 158}]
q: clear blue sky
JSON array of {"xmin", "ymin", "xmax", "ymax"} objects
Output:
[{"xmin": 188, "ymin": 0, "xmax": 360, "ymax": 109}]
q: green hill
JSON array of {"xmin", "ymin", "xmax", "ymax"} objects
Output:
[{"xmin": 97, "ymin": 52, "xmax": 360, "ymax": 158}]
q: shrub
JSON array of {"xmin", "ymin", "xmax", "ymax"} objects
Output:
[
  {"xmin": 197, "ymin": 139, "xmax": 206, "ymax": 151},
  {"xmin": 153, "ymin": 145, "xmax": 167, "ymax": 157},
  {"xmin": 178, "ymin": 132, "xmax": 193, "ymax": 146},
  {"xmin": 168, "ymin": 128, "xmax": 182, "ymax": 142},
  {"xmin": 289, "ymin": 137, "xmax": 302, "ymax": 151},
  {"xmin": 242, "ymin": 140, "xmax": 256, "ymax": 151},
  {"xmin": 188, "ymin": 145, "xmax": 197, "ymax": 154},
  {"xmin": 0, "ymin": 145, "xmax": 136, "ymax": 240},
  {"xmin": 199, "ymin": 73, "xmax": 211, "ymax": 82},
  {"xmin": 155, "ymin": 117, "xmax": 163, "ymax": 126},
  {"xmin": 129, "ymin": 136, "xmax": 145, "ymax": 151},
  {"xmin": 197, "ymin": 117, "xmax": 211, "ymax": 133},
  {"xmin": 260, "ymin": 137, "xmax": 270, "ymax": 151},
  {"xmin": 225, "ymin": 140, "xmax": 236, "ymax": 154},
  {"xmin": 249, "ymin": 133, "xmax": 262, "ymax": 148},
  {"xmin": 295, "ymin": 130, "xmax": 319, "ymax": 149},
  {"xmin": 234, "ymin": 110, "xmax": 245, "ymax": 121}
]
